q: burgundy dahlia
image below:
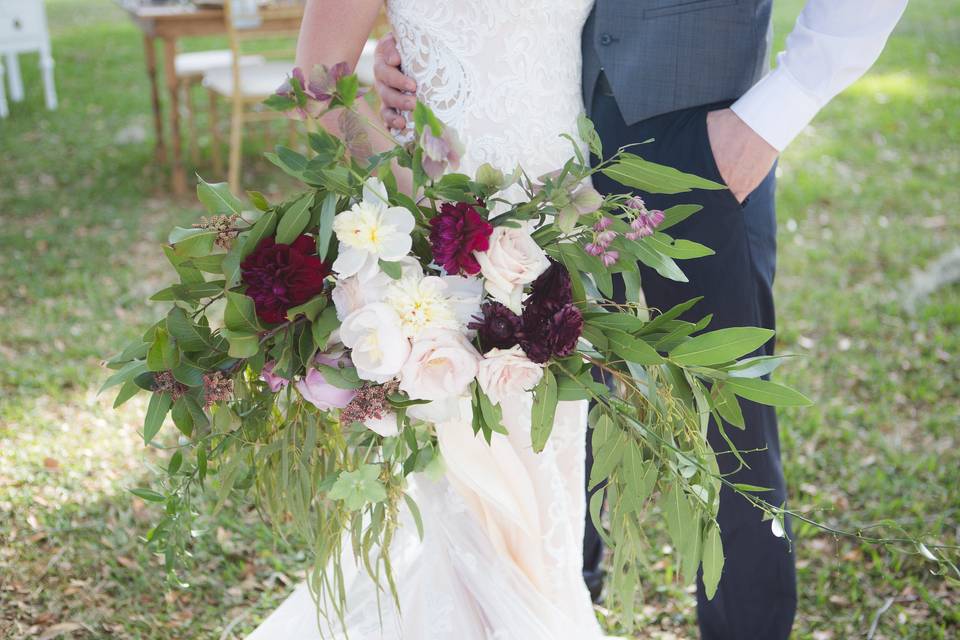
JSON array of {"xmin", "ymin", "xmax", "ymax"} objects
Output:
[
  {"xmin": 429, "ymin": 202, "xmax": 493, "ymax": 275},
  {"xmin": 520, "ymin": 302, "xmax": 584, "ymax": 364},
  {"xmin": 469, "ymin": 301, "xmax": 522, "ymax": 352},
  {"xmin": 526, "ymin": 258, "xmax": 573, "ymax": 312},
  {"xmin": 240, "ymin": 235, "xmax": 330, "ymax": 324},
  {"xmin": 519, "ymin": 260, "xmax": 582, "ymax": 363}
]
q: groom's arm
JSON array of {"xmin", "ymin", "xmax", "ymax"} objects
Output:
[{"xmin": 714, "ymin": 0, "xmax": 909, "ymax": 201}]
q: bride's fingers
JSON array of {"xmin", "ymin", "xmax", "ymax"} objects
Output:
[
  {"xmin": 375, "ymin": 32, "xmax": 401, "ymax": 66},
  {"xmin": 376, "ymin": 80, "xmax": 417, "ymax": 113},
  {"xmin": 373, "ymin": 60, "xmax": 417, "ymax": 94},
  {"xmin": 380, "ymin": 106, "xmax": 407, "ymax": 130}
]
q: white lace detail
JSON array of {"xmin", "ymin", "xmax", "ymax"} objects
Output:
[{"xmin": 388, "ymin": 0, "xmax": 594, "ymax": 179}]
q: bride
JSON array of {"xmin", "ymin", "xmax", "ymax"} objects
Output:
[{"xmin": 248, "ymin": 1, "xmax": 607, "ymax": 638}]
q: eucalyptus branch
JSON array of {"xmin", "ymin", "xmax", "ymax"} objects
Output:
[{"xmin": 552, "ymin": 358, "xmax": 960, "ymax": 562}]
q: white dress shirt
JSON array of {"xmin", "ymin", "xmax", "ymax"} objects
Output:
[{"xmin": 731, "ymin": 0, "xmax": 909, "ymax": 152}]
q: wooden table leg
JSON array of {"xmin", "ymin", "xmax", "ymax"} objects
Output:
[
  {"xmin": 162, "ymin": 37, "xmax": 187, "ymax": 196},
  {"xmin": 143, "ymin": 34, "xmax": 166, "ymax": 166}
]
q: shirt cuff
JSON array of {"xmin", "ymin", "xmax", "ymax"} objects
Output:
[{"xmin": 730, "ymin": 62, "xmax": 823, "ymax": 152}]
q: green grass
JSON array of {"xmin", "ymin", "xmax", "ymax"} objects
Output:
[{"xmin": 1, "ymin": 1, "xmax": 958, "ymax": 638}]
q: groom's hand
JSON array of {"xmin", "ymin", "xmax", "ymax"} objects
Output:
[
  {"xmin": 373, "ymin": 34, "xmax": 418, "ymax": 130},
  {"xmin": 706, "ymin": 108, "xmax": 779, "ymax": 204}
]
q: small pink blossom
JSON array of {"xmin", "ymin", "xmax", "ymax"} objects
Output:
[
  {"xmin": 596, "ymin": 230, "xmax": 617, "ymax": 247},
  {"xmin": 600, "ymin": 251, "xmax": 619, "ymax": 267},
  {"xmin": 261, "ymin": 362, "xmax": 289, "ymax": 392},
  {"xmin": 420, "ymin": 126, "xmax": 464, "ymax": 180},
  {"xmin": 584, "ymin": 242, "xmax": 605, "ymax": 256},
  {"xmin": 295, "ymin": 353, "xmax": 357, "ymax": 411},
  {"xmin": 593, "ymin": 217, "xmax": 613, "ymax": 231},
  {"xmin": 625, "ymin": 225, "xmax": 654, "ymax": 241}
]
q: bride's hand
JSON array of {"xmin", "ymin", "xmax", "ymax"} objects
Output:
[{"xmin": 374, "ymin": 34, "xmax": 418, "ymax": 130}]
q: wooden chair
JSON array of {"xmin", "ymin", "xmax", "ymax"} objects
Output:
[
  {"xmin": 203, "ymin": 0, "xmax": 303, "ymax": 192},
  {"xmin": 175, "ymin": 48, "xmax": 265, "ymax": 166},
  {"xmin": 204, "ymin": 0, "xmax": 388, "ymax": 192}
]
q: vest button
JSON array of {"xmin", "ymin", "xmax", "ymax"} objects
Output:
[{"xmin": 599, "ymin": 33, "xmax": 614, "ymax": 46}]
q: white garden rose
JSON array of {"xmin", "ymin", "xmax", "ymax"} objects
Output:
[
  {"xmin": 332, "ymin": 178, "xmax": 416, "ymax": 278},
  {"xmin": 339, "ymin": 303, "xmax": 410, "ymax": 383},
  {"xmin": 473, "ymin": 225, "xmax": 550, "ymax": 313},
  {"xmin": 399, "ymin": 329, "xmax": 481, "ymax": 403},
  {"xmin": 384, "ymin": 275, "xmax": 458, "ymax": 337},
  {"xmin": 365, "ymin": 412, "xmax": 400, "ymax": 437},
  {"xmin": 440, "ymin": 274, "xmax": 484, "ymax": 334},
  {"xmin": 332, "ymin": 256, "xmax": 422, "ymax": 320},
  {"xmin": 476, "ymin": 346, "xmax": 544, "ymax": 406}
]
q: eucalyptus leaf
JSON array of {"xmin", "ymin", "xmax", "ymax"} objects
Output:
[
  {"xmin": 602, "ymin": 153, "xmax": 725, "ymax": 194},
  {"xmin": 670, "ymin": 327, "xmax": 775, "ymax": 366},
  {"xmin": 702, "ymin": 524, "xmax": 724, "ymax": 600},
  {"xmin": 724, "ymin": 378, "xmax": 813, "ymax": 407},
  {"xmin": 531, "ymin": 368, "xmax": 558, "ymax": 453},
  {"xmin": 143, "ymin": 392, "xmax": 172, "ymax": 445},
  {"xmin": 316, "ymin": 192, "xmax": 338, "ymax": 261}
]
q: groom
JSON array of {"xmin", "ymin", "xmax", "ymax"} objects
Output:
[{"xmin": 373, "ymin": 1, "xmax": 907, "ymax": 638}]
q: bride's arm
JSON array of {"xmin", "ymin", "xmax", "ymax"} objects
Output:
[
  {"xmin": 295, "ymin": 0, "xmax": 402, "ymax": 175},
  {"xmin": 295, "ymin": 0, "xmax": 383, "ymax": 73}
]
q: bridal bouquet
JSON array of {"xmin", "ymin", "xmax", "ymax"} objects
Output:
[{"xmin": 104, "ymin": 67, "xmax": 810, "ymax": 629}]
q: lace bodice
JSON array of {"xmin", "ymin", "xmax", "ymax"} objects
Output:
[{"xmin": 387, "ymin": 0, "xmax": 595, "ymax": 179}]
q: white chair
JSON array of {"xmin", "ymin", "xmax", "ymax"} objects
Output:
[{"xmin": 0, "ymin": 0, "xmax": 57, "ymax": 118}]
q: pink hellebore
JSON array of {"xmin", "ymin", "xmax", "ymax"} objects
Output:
[
  {"xmin": 261, "ymin": 354, "xmax": 357, "ymax": 411},
  {"xmin": 261, "ymin": 361, "xmax": 289, "ymax": 392},
  {"xmin": 295, "ymin": 353, "xmax": 357, "ymax": 411},
  {"xmin": 420, "ymin": 126, "xmax": 464, "ymax": 180},
  {"xmin": 276, "ymin": 63, "xmax": 357, "ymax": 119}
]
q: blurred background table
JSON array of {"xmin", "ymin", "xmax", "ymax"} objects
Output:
[{"xmin": 120, "ymin": 1, "xmax": 302, "ymax": 195}]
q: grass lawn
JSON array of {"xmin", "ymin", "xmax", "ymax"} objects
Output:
[{"xmin": 1, "ymin": 1, "xmax": 958, "ymax": 638}]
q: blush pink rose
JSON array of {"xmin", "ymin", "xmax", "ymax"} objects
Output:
[
  {"xmin": 476, "ymin": 346, "xmax": 544, "ymax": 406},
  {"xmin": 473, "ymin": 225, "xmax": 550, "ymax": 313},
  {"xmin": 399, "ymin": 329, "xmax": 480, "ymax": 402}
]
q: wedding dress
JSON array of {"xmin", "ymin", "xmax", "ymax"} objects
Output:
[{"xmin": 248, "ymin": 1, "xmax": 607, "ymax": 638}]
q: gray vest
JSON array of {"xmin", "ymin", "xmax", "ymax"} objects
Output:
[{"xmin": 582, "ymin": 0, "xmax": 774, "ymax": 124}]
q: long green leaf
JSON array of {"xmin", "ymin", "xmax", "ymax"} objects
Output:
[
  {"xmin": 629, "ymin": 239, "xmax": 688, "ymax": 282},
  {"xmin": 670, "ymin": 327, "xmax": 774, "ymax": 366},
  {"xmin": 240, "ymin": 210, "xmax": 277, "ymax": 259},
  {"xmin": 275, "ymin": 192, "xmax": 315, "ymax": 244},
  {"xmin": 607, "ymin": 329, "xmax": 665, "ymax": 365},
  {"xmin": 702, "ymin": 523, "xmax": 724, "ymax": 600},
  {"xmin": 143, "ymin": 392, "xmax": 172, "ymax": 444},
  {"xmin": 601, "ymin": 153, "xmax": 725, "ymax": 194},
  {"xmin": 725, "ymin": 354, "xmax": 796, "ymax": 379},
  {"xmin": 657, "ymin": 204, "xmax": 703, "ymax": 231},
  {"xmin": 531, "ymin": 368, "xmax": 558, "ymax": 453},
  {"xmin": 724, "ymin": 378, "xmax": 813, "ymax": 407},
  {"xmin": 316, "ymin": 192, "xmax": 338, "ymax": 261},
  {"xmin": 663, "ymin": 483, "xmax": 695, "ymax": 559}
]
